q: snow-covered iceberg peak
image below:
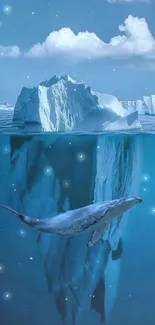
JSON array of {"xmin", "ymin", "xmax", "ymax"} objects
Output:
[
  {"xmin": 13, "ymin": 75, "xmax": 142, "ymax": 132},
  {"xmin": 40, "ymin": 74, "xmax": 78, "ymax": 87}
]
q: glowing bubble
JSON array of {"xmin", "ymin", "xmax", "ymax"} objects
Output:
[
  {"xmin": 3, "ymin": 290, "xmax": 12, "ymax": 301},
  {"xmin": 62, "ymin": 180, "xmax": 70, "ymax": 188},
  {"xmin": 18, "ymin": 228, "xmax": 26, "ymax": 237},
  {"xmin": 3, "ymin": 5, "xmax": 12, "ymax": 15},
  {"xmin": 76, "ymin": 152, "xmax": 86, "ymax": 162},
  {"xmin": 142, "ymin": 174, "xmax": 150, "ymax": 182},
  {"xmin": 151, "ymin": 207, "xmax": 155, "ymax": 214},
  {"xmin": 0, "ymin": 263, "xmax": 5, "ymax": 273},
  {"xmin": 29, "ymin": 257, "xmax": 33, "ymax": 260},
  {"xmin": 3, "ymin": 144, "xmax": 10, "ymax": 155},
  {"xmin": 44, "ymin": 166, "xmax": 53, "ymax": 176}
]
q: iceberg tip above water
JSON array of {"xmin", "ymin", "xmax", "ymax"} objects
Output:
[{"xmin": 12, "ymin": 75, "xmax": 142, "ymax": 133}]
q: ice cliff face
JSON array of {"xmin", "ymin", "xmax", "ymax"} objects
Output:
[
  {"xmin": 0, "ymin": 103, "xmax": 14, "ymax": 129},
  {"xmin": 13, "ymin": 75, "xmax": 142, "ymax": 132},
  {"xmin": 0, "ymin": 133, "xmax": 142, "ymax": 325},
  {"xmin": 121, "ymin": 96, "xmax": 155, "ymax": 115}
]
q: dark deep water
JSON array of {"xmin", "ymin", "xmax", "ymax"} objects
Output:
[{"xmin": 0, "ymin": 133, "xmax": 155, "ymax": 325}]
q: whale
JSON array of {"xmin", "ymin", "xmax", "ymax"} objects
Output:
[{"xmin": 0, "ymin": 197, "xmax": 142, "ymax": 247}]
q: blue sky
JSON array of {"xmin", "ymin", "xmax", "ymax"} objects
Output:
[{"xmin": 0, "ymin": 0, "xmax": 155, "ymax": 104}]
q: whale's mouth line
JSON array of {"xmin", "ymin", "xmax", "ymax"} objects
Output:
[{"xmin": 135, "ymin": 197, "xmax": 143, "ymax": 203}]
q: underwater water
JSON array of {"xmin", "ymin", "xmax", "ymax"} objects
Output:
[{"xmin": 0, "ymin": 133, "xmax": 155, "ymax": 325}]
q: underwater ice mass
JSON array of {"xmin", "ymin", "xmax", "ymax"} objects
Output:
[
  {"xmin": 0, "ymin": 75, "xmax": 155, "ymax": 325},
  {"xmin": 1, "ymin": 130, "xmax": 155, "ymax": 325}
]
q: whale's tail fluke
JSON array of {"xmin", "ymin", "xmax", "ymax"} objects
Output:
[{"xmin": 0, "ymin": 204, "xmax": 48, "ymax": 231}]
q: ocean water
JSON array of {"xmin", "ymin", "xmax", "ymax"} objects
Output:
[
  {"xmin": 0, "ymin": 131, "xmax": 155, "ymax": 325},
  {"xmin": 0, "ymin": 113, "xmax": 155, "ymax": 134}
]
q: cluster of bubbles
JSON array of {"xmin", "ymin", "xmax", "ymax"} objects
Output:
[
  {"xmin": 141, "ymin": 173, "xmax": 155, "ymax": 214},
  {"xmin": 141, "ymin": 173, "xmax": 150, "ymax": 192}
]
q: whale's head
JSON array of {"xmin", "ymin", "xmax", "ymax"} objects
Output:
[
  {"xmin": 127, "ymin": 197, "xmax": 143, "ymax": 205},
  {"xmin": 111, "ymin": 197, "xmax": 143, "ymax": 216}
]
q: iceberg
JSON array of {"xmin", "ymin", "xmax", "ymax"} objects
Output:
[
  {"xmin": 121, "ymin": 95, "xmax": 155, "ymax": 115},
  {"xmin": 0, "ymin": 103, "xmax": 14, "ymax": 129},
  {"xmin": 12, "ymin": 75, "xmax": 142, "ymax": 132}
]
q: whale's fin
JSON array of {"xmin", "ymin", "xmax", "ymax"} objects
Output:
[
  {"xmin": 87, "ymin": 223, "xmax": 109, "ymax": 248},
  {"xmin": 102, "ymin": 223, "xmax": 123, "ymax": 259},
  {"xmin": 111, "ymin": 237, "xmax": 123, "ymax": 260},
  {"xmin": 0, "ymin": 204, "xmax": 51, "ymax": 232}
]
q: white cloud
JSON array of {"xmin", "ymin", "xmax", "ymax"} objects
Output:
[
  {"xmin": 107, "ymin": 0, "xmax": 150, "ymax": 3},
  {"xmin": 0, "ymin": 15, "xmax": 154, "ymax": 60},
  {"xmin": 25, "ymin": 15, "xmax": 155, "ymax": 60},
  {"xmin": 0, "ymin": 45, "xmax": 21, "ymax": 57}
]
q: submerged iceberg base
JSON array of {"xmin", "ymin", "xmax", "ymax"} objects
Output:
[{"xmin": 0, "ymin": 133, "xmax": 142, "ymax": 325}]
